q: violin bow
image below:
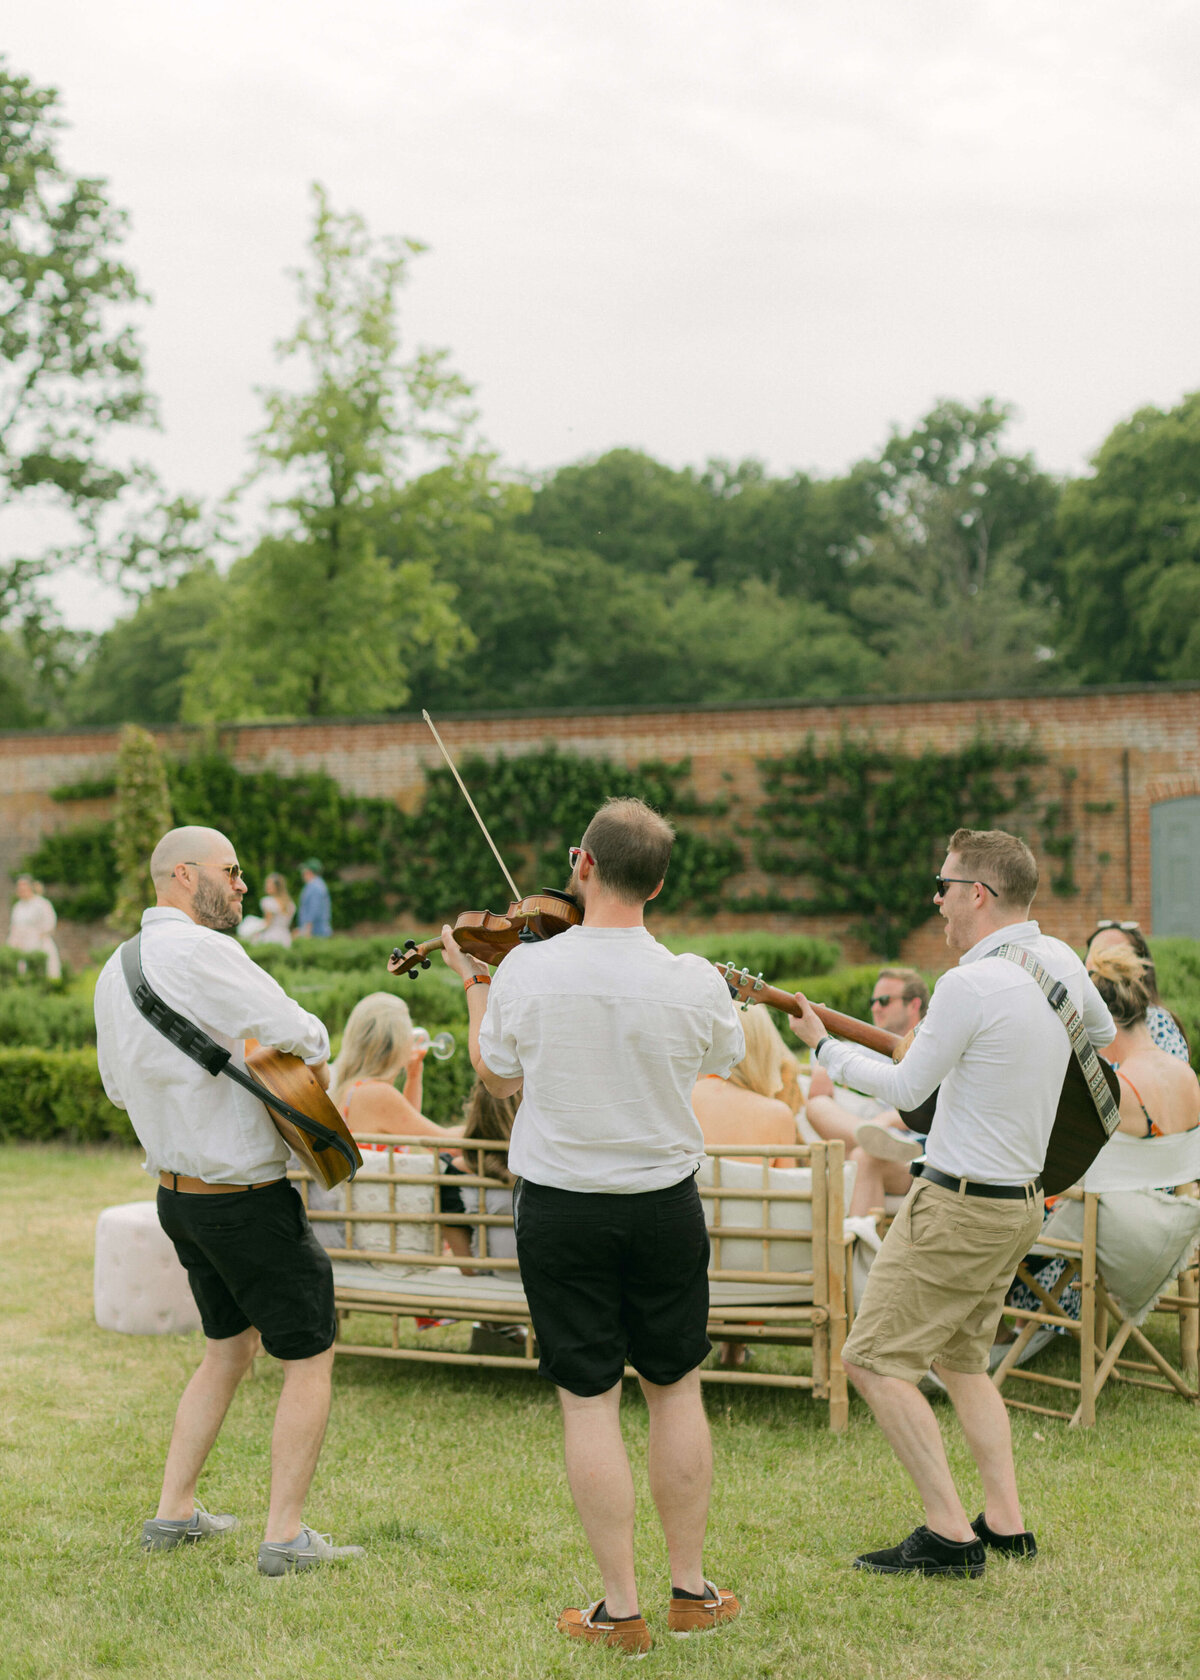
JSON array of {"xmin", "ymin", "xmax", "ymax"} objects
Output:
[{"xmin": 421, "ymin": 710, "xmax": 522, "ymax": 902}]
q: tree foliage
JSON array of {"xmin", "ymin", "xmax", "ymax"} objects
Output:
[
  {"xmin": 0, "ymin": 60, "xmax": 154, "ymax": 617},
  {"xmin": 181, "ymin": 185, "xmax": 473, "ymax": 721},
  {"xmin": 1057, "ymin": 391, "xmax": 1200, "ymax": 684},
  {"xmin": 109, "ymin": 725, "xmax": 172, "ymax": 935}
]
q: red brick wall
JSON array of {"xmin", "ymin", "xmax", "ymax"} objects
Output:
[{"xmin": 3, "ymin": 684, "xmax": 1198, "ymax": 970}]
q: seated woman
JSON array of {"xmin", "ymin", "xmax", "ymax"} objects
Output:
[
  {"xmin": 691, "ymin": 1004, "xmax": 800, "ymax": 1169},
  {"xmin": 1090, "ymin": 943, "xmax": 1199, "ymax": 1139},
  {"xmin": 1085, "ymin": 920, "xmax": 1190, "ymax": 1061},
  {"xmin": 1004, "ymin": 941, "xmax": 1200, "ymax": 1340},
  {"xmin": 309, "ymin": 993, "xmax": 464, "ymax": 1283},
  {"xmin": 330, "ymin": 991, "xmax": 463, "ymax": 1142}
]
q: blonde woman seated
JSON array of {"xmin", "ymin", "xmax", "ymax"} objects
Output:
[
  {"xmin": 1004, "ymin": 942, "xmax": 1200, "ymax": 1336},
  {"xmin": 692, "ymin": 1003, "xmax": 800, "ymax": 1168},
  {"xmin": 330, "ymin": 991, "xmax": 463, "ymax": 1142},
  {"xmin": 1089, "ymin": 944, "xmax": 1199, "ymax": 1139}
]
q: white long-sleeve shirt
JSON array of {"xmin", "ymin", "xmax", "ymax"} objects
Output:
[
  {"xmin": 94, "ymin": 906, "xmax": 329, "ymax": 1185},
  {"xmin": 817, "ymin": 921, "xmax": 1115, "ymax": 1185}
]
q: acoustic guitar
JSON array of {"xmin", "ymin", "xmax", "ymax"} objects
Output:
[
  {"xmin": 243, "ymin": 1039, "xmax": 362, "ymax": 1192},
  {"xmin": 716, "ymin": 965, "xmax": 1121, "ymax": 1196}
]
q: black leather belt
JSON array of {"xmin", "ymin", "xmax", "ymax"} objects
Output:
[{"xmin": 914, "ymin": 1163, "xmax": 1042, "ymax": 1200}]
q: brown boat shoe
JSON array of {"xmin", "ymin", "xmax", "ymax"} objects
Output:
[
  {"xmin": 668, "ymin": 1581, "xmax": 741, "ymax": 1634},
  {"xmin": 556, "ymin": 1600, "xmax": 653, "ymax": 1656}
]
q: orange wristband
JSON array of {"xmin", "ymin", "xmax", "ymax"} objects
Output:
[{"xmin": 463, "ymin": 974, "xmax": 491, "ymax": 993}]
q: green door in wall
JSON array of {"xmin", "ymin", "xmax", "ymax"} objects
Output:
[{"xmin": 1151, "ymin": 797, "xmax": 1200, "ymax": 938}]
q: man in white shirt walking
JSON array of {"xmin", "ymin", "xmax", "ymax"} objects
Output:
[
  {"xmin": 440, "ymin": 798, "xmax": 745, "ymax": 1656},
  {"xmin": 94, "ymin": 826, "xmax": 363, "ymax": 1575},
  {"xmin": 789, "ymin": 828, "xmax": 1114, "ymax": 1578}
]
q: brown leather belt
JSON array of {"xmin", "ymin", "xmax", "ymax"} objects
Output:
[{"xmin": 159, "ymin": 1172, "xmax": 285, "ymax": 1195}]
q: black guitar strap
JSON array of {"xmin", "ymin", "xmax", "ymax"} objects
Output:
[
  {"xmin": 992, "ymin": 943, "xmax": 1121, "ymax": 1139},
  {"xmin": 119, "ymin": 935, "xmax": 358, "ymax": 1176}
]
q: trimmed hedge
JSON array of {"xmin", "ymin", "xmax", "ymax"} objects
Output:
[
  {"xmin": 1154, "ymin": 940, "xmax": 1200, "ymax": 1073},
  {"xmin": 0, "ymin": 1049, "xmax": 133, "ymax": 1143},
  {"xmin": 0, "ymin": 991, "xmax": 96, "ymax": 1049}
]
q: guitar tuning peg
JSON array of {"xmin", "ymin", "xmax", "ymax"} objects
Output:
[{"xmin": 754, "ymin": 972, "xmax": 765, "ymax": 990}]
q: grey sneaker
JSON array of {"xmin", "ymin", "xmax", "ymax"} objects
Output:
[
  {"xmin": 257, "ymin": 1525, "xmax": 366, "ymax": 1576},
  {"xmin": 855, "ymin": 1121, "xmax": 924, "ymax": 1164},
  {"xmin": 141, "ymin": 1501, "xmax": 238, "ymax": 1551}
]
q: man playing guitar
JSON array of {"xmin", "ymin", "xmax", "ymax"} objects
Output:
[
  {"xmin": 94, "ymin": 826, "xmax": 363, "ymax": 1575},
  {"xmin": 789, "ymin": 828, "xmax": 1114, "ymax": 1578}
]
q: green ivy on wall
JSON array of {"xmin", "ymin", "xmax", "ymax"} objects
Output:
[
  {"xmin": 391, "ymin": 747, "xmax": 739, "ymax": 919},
  {"xmin": 735, "ymin": 734, "xmax": 1047, "ymax": 956},
  {"xmin": 25, "ymin": 745, "xmax": 741, "ymax": 925}
]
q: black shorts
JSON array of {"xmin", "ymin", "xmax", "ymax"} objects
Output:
[
  {"xmin": 157, "ymin": 1179, "xmax": 336, "ymax": 1361},
  {"xmin": 514, "ymin": 1173, "xmax": 711, "ymax": 1397}
]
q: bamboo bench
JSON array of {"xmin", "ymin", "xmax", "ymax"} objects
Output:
[{"xmin": 292, "ymin": 1135, "xmax": 856, "ymax": 1430}]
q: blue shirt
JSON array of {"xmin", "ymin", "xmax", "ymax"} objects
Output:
[{"xmin": 298, "ymin": 875, "xmax": 332, "ymax": 938}]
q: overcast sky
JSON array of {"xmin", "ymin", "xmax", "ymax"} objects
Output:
[{"xmin": 8, "ymin": 0, "xmax": 1200, "ymax": 628}]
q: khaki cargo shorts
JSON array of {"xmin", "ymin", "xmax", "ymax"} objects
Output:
[{"xmin": 842, "ymin": 1176, "xmax": 1045, "ymax": 1385}]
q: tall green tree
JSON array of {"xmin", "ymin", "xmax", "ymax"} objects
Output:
[
  {"xmin": 1057, "ymin": 392, "xmax": 1200, "ymax": 683},
  {"xmin": 67, "ymin": 563, "xmax": 225, "ymax": 725},
  {"xmin": 110, "ymin": 724, "xmax": 172, "ymax": 935},
  {"xmin": 0, "ymin": 60, "xmax": 155, "ymax": 627},
  {"xmin": 182, "ymin": 184, "xmax": 474, "ymax": 721}
]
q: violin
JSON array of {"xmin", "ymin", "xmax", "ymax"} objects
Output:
[{"xmin": 388, "ymin": 889, "xmax": 582, "ymax": 979}]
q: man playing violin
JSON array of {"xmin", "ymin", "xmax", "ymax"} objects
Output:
[
  {"xmin": 788, "ymin": 828, "xmax": 1114, "ymax": 1579},
  {"xmin": 441, "ymin": 797, "xmax": 745, "ymax": 1656}
]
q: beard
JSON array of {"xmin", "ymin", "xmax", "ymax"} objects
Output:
[{"xmin": 193, "ymin": 875, "xmax": 242, "ymax": 931}]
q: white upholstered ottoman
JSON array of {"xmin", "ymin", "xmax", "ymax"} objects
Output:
[{"xmin": 94, "ymin": 1200, "xmax": 202, "ymax": 1335}]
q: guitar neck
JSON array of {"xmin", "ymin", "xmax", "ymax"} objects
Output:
[{"xmin": 718, "ymin": 969, "xmax": 900, "ymax": 1058}]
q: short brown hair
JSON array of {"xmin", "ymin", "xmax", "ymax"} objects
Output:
[
  {"xmin": 581, "ymin": 797, "xmax": 675, "ymax": 903},
  {"xmin": 877, "ymin": 967, "xmax": 929, "ymax": 1017},
  {"xmin": 947, "ymin": 827, "xmax": 1038, "ymax": 910}
]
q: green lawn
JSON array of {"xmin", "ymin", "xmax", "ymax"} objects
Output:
[{"xmin": 2, "ymin": 1145, "xmax": 1198, "ymax": 1680}]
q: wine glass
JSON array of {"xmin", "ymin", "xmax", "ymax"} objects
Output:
[{"xmin": 411, "ymin": 1027, "xmax": 456, "ymax": 1062}]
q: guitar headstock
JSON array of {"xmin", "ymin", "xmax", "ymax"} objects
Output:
[{"xmin": 716, "ymin": 962, "xmax": 766, "ymax": 1009}]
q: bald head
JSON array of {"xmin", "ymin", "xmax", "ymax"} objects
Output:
[{"xmin": 150, "ymin": 827, "xmax": 233, "ymax": 888}]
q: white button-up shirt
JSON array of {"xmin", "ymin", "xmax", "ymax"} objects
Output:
[
  {"xmin": 94, "ymin": 906, "xmax": 329, "ymax": 1185},
  {"xmin": 817, "ymin": 921, "xmax": 1116, "ymax": 1185},
  {"xmin": 479, "ymin": 925, "xmax": 745, "ymax": 1193}
]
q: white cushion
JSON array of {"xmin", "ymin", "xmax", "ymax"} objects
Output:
[
  {"xmin": 1041, "ymin": 1189, "xmax": 1200, "ymax": 1326},
  {"xmin": 698, "ymin": 1154, "xmax": 857, "ymax": 1278},
  {"xmin": 94, "ymin": 1201, "xmax": 201, "ymax": 1336},
  {"xmin": 307, "ymin": 1148, "xmax": 437, "ymax": 1278}
]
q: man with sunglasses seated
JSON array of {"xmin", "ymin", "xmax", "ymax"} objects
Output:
[
  {"xmin": 789, "ymin": 827, "xmax": 1114, "ymax": 1579},
  {"xmin": 94, "ymin": 826, "xmax": 363, "ymax": 1576},
  {"xmin": 804, "ymin": 968, "xmax": 929, "ymax": 1217}
]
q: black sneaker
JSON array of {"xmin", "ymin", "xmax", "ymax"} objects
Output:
[
  {"xmin": 972, "ymin": 1513, "xmax": 1037, "ymax": 1559},
  {"xmin": 854, "ymin": 1525, "xmax": 985, "ymax": 1578}
]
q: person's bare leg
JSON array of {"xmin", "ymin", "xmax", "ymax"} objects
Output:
[
  {"xmin": 156, "ymin": 1328, "xmax": 260, "ymax": 1519},
  {"xmin": 263, "ymin": 1345, "xmax": 335, "ymax": 1542},
  {"xmin": 640, "ymin": 1369, "xmax": 712, "ymax": 1595},
  {"xmin": 559, "ymin": 1382, "xmax": 639, "ymax": 1617},
  {"xmin": 843, "ymin": 1359, "xmax": 974, "ymax": 1541},
  {"xmin": 935, "ymin": 1365, "xmax": 1025, "ymax": 1534}
]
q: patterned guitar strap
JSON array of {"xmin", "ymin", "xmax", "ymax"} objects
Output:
[{"xmin": 992, "ymin": 943, "xmax": 1121, "ymax": 1139}]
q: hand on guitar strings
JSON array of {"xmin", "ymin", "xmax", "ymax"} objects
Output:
[{"xmin": 789, "ymin": 991, "xmax": 829, "ymax": 1050}]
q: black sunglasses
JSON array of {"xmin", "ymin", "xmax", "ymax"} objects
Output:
[{"xmin": 934, "ymin": 876, "xmax": 998, "ymax": 898}]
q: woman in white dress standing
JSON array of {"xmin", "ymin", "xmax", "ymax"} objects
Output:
[
  {"xmin": 256, "ymin": 872, "xmax": 296, "ymax": 947},
  {"xmin": 7, "ymin": 875, "xmax": 62, "ymax": 979}
]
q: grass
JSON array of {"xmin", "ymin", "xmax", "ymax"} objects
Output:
[{"xmin": 2, "ymin": 1145, "xmax": 1199, "ymax": 1680}]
